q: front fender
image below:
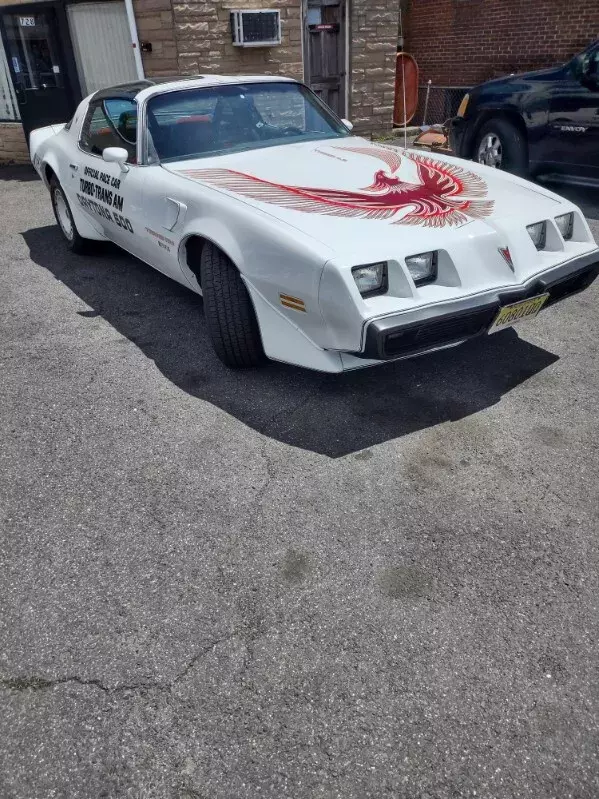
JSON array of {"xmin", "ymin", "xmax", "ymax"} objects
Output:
[
  {"xmin": 175, "ymin": 204, "xmax": 334, "ymax": 353},
  {"xmin": 178, "ymin": 218, "xmax": 246, "ymax": 284}
]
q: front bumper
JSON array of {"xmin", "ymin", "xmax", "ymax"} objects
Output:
[{"xmin": 356, "ymin": 252, "xmax": 599, "ymax": 361}]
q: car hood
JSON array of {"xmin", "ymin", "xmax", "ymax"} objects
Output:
[
  {"xmin": 478, "ymin": 65, "xmax": 565, "ymax": 90},
  {"xmin": 164, "ymin": 137, "xmax": 569, "ymax": 259}
]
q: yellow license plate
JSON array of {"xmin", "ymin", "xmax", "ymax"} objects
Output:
[{"xmin": 488, "ymin": 293, "xmax": 550, "ymax": 334}]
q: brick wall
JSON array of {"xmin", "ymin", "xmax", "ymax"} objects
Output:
[
  {"xmin": 0, "ymin": 122, "xmax": 29, "ymax": 164},
  {"xmin": 406, "ymin": 0, "xmax": 599, "ymax": 87},
  {"xmin": 350, "ymin": 0, "xmax": 401, "ymax": 131}
]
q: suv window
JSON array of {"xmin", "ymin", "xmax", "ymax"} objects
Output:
[{"xmin": 80, "ymin": 99, "xmax": 137, "ymax": 162}]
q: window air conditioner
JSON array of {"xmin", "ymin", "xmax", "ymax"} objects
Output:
[{"xmin": 230, "ymin": 10, "xmax": 281, "ymax": 47}]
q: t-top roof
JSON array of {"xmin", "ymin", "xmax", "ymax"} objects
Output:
[{"xmin": 91, "ymin": 74, "xmax": 297, "ymax": 103}]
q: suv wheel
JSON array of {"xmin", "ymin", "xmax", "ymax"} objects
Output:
[{"xmin": 473, "ymin": 118, "xmax": 528, "ymax": 176}]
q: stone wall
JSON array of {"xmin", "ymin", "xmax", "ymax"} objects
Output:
[
  {"xmin": 133, "ymin": 0, "xmax": 303, "ymax": 80},
  {"xmin": 0, "ymin": 122, "xmax": 29, "ymax": 164},
  {"xmin": 350, "ymin": 0, "xmax": 401, "ymax": 132},
  {"xmin": 133, "ymin": 0, "xmax": 180, "ymax": 75},
  {"xmin": 174, "ymin": 0, "xmax": 303, "ymax": 79},
  {"xmin": 133, "ymin": 0, "xmax": 400, "ymax": 133}
]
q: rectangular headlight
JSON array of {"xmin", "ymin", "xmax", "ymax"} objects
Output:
[
  {"xmin": 405, "ymin": 251, "xmax": 438, "ymax": 285},
  {"xmin": 352, "ymin": 262, "xmax": 388, "ymax": 297},
  {"xmin": 555, "ymin": 212, "xmax": 574, "ymax": 241},
  {"xmin": 526, "ymin": 221, "xmax": 547, "ymax": 250}
]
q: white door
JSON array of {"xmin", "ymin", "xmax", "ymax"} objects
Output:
[
  {"xmin": 67, "ymin": 2, "xmax": 138, "ymax": 95},
  {"xmin": 69, "ymin": 95, "xmax": 142, "ymax": 250}
]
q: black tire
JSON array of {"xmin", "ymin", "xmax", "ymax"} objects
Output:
[
  {"xmin": 473, "ymin": 118, "xmax": 528, "ymax": 176},
  {"xmin": 200, "ymin": 242, "xmax": 265, "ymax": 368},
  {"xmin": 49, "ymin": 176, "xmax": 90, "ymax": 254}
]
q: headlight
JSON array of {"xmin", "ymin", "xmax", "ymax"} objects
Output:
[
  {"xmin": 352, "ymin": 262, "xmax": 388, "ymax": 297},
  {"xmin": 526, "ymin": 221, "xmax": 547, "ymax": 250},
  {"xmin": 405, "ymin": 251, "xmax": 438, "ymax": 285},
  {"xmin": 555, "ymin": 212, "xmax": 574, "ymax": 240},
  {"xmin": 457, "ymin": 93, "xmax": 470, "ymax": 117}
]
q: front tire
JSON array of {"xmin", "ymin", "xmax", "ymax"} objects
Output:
[
  {"xmin": 200, "ymin": 242, "xmax": 265, "ymax": 368},
  {"xmin": 50, "ymin": 177, "xmax": 89, "ymax": 254},
  {"xmin": 473, "ymin": 118, "xmax": 528, "ymax": 176}
]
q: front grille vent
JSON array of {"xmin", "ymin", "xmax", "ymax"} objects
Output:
[{"xmin": 384, "ymin": 307, "xmax": 496, "ymax": 357}]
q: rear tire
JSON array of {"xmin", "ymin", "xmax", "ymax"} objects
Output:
[
  {"xmin": 200, "ymin": 242, "xmax": 265, "ymax": 368},
  {"xmin": 473, "ymin": 118, "xmax": 528, "ymax": 176},
  {"xmin": 50, "ymin": 177, "xmax": 89, "ymax": 254}
]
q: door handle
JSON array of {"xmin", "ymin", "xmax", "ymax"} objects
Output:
[{"xmin": 69, "ymin": 163, "xmax": 78, "ymax": 171}]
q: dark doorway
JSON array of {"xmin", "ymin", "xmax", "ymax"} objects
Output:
[
  {"xmin": 304, "ymin": 0, "xmax": 346, "ymax": 117},
  {"xmin": 1, "ymin": 6, "xmax": 79, "ymax": 139}
]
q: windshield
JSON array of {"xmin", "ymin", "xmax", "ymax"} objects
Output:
[{"xmin": 146, "ymin": 81, "xmax": 350, "ymax": 163}]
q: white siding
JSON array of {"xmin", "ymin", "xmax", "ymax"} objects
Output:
[
  {"xmin": 0, "ymin": 36, "xmax": 19, "ymax": 121},
  {"xmin": 67, "ymin": 2, "xmax": 138, "ymax": 96}
]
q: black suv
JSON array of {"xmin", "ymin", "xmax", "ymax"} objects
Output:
[{"xmin": 449, "ymin": 41, "xmax": 599, "ymax": 182}]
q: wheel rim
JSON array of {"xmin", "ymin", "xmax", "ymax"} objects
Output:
[
  {"xmin": 477, "ymin": 133, "xmax": 503, "ymax": 168},
  {"xmin": 54, "ymin": 187, "xmax": 74, "ymax": 241}
]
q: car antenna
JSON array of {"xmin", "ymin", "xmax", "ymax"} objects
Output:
[{"xmin": 399, "ymin": 2, "xmax": 407, "ymax": 149}]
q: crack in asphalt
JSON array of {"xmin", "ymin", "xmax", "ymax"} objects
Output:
[
  {"xmin": 246, "ymin": 387, "xmax": 320, "ymax": 513},
  {"xmin": 272, "ymin": 388, "xmax": 321, "ymax": 437},
  {"xmin": 251, "ymin": 435, "xmax": 277, "ymax": 510},
  {"xmin": 0, "ymin": 631, "xmax": 241, "ymax": 695}
]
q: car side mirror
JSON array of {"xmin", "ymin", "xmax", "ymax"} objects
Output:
[
  {"xmin": 103, "ymin": 146, "xmax": 129, "ymax": 173},
  {"xmin": 342, "ymin": 118, "xmax": 354, "ymax": 132}
]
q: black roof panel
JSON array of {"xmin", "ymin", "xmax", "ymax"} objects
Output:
[
  {"xmin": 91, "ymin": 80, "xmax": 154, "ymax": 102},
  {"xmin": 91, "ymin": 76, "xmax": 206, "ymax": 102}
]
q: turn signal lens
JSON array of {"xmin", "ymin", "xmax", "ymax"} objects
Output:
[
  {"xmin": 405, "ymin": 251, "xmax": 438, "ymax": 285},
  {"xmin": 457, "ymin": 93, "xmax": 470, "ymax": 117},
  {"xmin": 526, "ymin": 221, "xmax": 547, "ymax": 251},
  {"xmin": 352, "ymin": 262, "xmax": 388, "ymax": 297},
  {"xmin": 555, "ymin": 212, "xmax": 574, "ymax": 240}
]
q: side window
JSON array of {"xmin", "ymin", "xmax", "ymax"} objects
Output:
[{"xmin": 79, "ymin": 99, "xmax": 137, "ymax": 162}]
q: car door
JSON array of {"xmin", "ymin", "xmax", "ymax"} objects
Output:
[
  {"xmin": 68, "ymin": 96, "xmax": 143, "ymax": 252},
  {"xmin": 546, "ymin": 45, "xmax": 599, "ymax": 179},
  {"xmin": 69, "ymin": 96, "xmax": 189, "ymax": 282}
]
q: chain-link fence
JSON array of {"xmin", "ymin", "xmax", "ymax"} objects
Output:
[{"xmin": 411, "ymin": 85, "xmax": 471, "ymax": 127}]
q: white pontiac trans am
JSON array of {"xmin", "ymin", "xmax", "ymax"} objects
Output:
[{"xmin": 30, "ymin": 75, "xmax": 599, "ymax": 372}]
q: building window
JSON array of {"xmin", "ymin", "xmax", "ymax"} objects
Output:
[{"xmin": 0, "ymin": 35, "xmax": 20, "ymax": 121}]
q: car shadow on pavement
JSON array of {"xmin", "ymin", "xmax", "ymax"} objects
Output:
[
  {"xmin": 0, "ymin": 165, "xmax": 40, "ymax": 182},
  {"xmin": 23, "ymin": 225, "xmax": 559, "ymax": 458}
]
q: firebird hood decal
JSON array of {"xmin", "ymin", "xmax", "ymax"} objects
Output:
[{"xmin": 178, "ymin": 145, "xmax": 494, "ymax": 228}]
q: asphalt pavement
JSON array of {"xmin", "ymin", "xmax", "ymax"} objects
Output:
[{"xmin": 1, "ymin": 166, "xmax": 599, "ymax": 798}]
